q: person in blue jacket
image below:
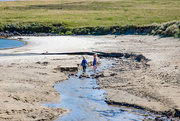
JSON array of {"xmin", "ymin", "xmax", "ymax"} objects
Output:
[{"xmin": 81, "ymin": 56, "xmax": 88, "ymax": 72}]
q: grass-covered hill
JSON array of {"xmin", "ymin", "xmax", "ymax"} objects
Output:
[{"xmin": 0, "ymin": 0, "xmax": 180, "ymax": 37}]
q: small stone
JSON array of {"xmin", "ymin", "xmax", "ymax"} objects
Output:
[
  {"xmin": 86, "ymin": 75, "xmax": 90, "ymax": 78},
  {"xmin": 31, "ymin": 115, "xmax": 36, "ymax": 119},
  {"xmin": 95, "ymin": 75, "xmax": 99, "ymax": 78},
  {"xmin": 90, "ymin": 74, "xmax": 96, "ymax": 77},
  {"xmin": 43, "ymin": 62, "xmax": 49, "ymax": 65},
  {"xmin": 79, "ymin": 96, "xmax": 84, "ymax": 98},
  {"xmin": 4, "ymin": 100, "xmax": 8, "ymax": 103},
  {"xmin": 36, "ymin": 61, "xmax": 41, "ymax": 64},
  {"xmin": 82, "ymin": 74, "xmax": 86, "ymax": 77},
  {"xmin": 71, "ymin": 73, "xmax": 75, "ymax": 76},
  {"xmin": 110, "ymin": 73, "xmax": 116, "ymax": 76}
]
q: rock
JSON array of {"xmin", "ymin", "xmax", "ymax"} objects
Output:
[
  {"xmin": 110, "ymin": 73, "xmax": 116, "ymax": 76},
  {"xmin": 52, "ymin": 71, "xmax": 57, "ymax": 73},
  {"xmin": 90, "ymin": 74, "xmax": 96, "ymax": 77},
  {"xmin": 79, "ymin": 96, "xmax": 84, "ymax": 98},
  {"xmin": 31, "ymin": 115, "xmax": 36, "ymax": 119},
  {"xmin": 43, "ymin": 62, "xmax": 49, "ymax": 66},
  {"xmin": 175, "ymin": 66, "xmax": 178, "ymax": 69},
  {"xmin": 124, "ymin": 53, "xmax": 131, "ymax": 58},
  {"xmin": 56, "ymin": 66, "xmax": 78, "ymax": 72},
  {"xmin": 79, "ymin": 76, "xmax": 82, "ymax": 79},
  {"xmin": 81, "ymin": 74, "xmax": 87, "ymax": 77},
  {"xmin": 13, "ymin": 31, "xmax": 21, "ymax": 36},
  {"xmin": 70, "ymin": 73, "xmax": 75, "ymax": 76},
  {"xmin": 36, "ymin": 61, "xmax": 41, "ymax": 64},
  {"xmin": 95, "ymin": 75, "xmax": 100, "ymax": 78},
  {"xmin": 135, "ymin": 54, "xmax": 148, "ymax": 62},
  {"xmin": 95, "ymin": 87, "xmax": 101, "ymax": 90},
  {"xmin": 86, "ymin": 75, "xmax": 90, "ymax": 78},
  {"xmin": 79, "ymin": 74, "xmax": 91, "ymax": 78},
  {"xmin": 174, "ymin": 109, "xmax": 180, "ymax": 118}
]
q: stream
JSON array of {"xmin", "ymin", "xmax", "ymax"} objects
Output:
[{"xmin": 43, "ymin": 59, "xmax": 157, "ymax": 121}]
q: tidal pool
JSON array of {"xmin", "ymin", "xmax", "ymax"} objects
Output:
[
  {"xmin": 0, "ymin": 0, "xmax": 19, "ymax": 1},
  {"xmin": 0, "ymin": 39, "xmax": 25, "ymax": 49}
]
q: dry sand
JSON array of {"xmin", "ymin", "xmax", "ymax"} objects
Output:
[{"xmin": 0, "ymin": 35, "xmax": 180, "ymax": 120}]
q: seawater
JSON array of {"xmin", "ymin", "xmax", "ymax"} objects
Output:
[
  {"xmin": 0, "ymin": 0, "xmax": 19, "ymax": 1},
  {"xmin": 0, "ymin": 39, "xmax": 25, "ymax": 49}
]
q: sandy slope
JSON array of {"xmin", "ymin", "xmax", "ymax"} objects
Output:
[{"xmin": 0, "ymin": 35, "xmax": 180, "ymax": 120}]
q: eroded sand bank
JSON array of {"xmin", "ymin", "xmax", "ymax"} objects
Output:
[{"xmin": 0, "ymin": 35, "xmax": 180, "ymax": 120}]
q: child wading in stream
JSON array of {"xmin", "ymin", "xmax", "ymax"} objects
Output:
[
  {"xmin": 81, "ymin": 56, "xmax": 88, "ymax": 72},
  {"xmin": 93, "ymin": 53, "xmax": 97, "ymax": 73}
]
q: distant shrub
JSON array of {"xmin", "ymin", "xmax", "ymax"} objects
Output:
[
  {"xmin": 164, "ymin": 24, "xmax": 179, "ymax": 36},
  {"xmin": 2, "ymin": 23, "xmax": 55, "ymax": 33},
  {"xmin": 72, "ymin": 28, "xmax": 90, "ymax": 35},
  {"xmin": 149, "ymin": 21, "xmax": 180, "ymax": 37},
  {"xmin": 150, "ymin": 23, "xmax": 159, "ymax": 31},
  {"xmin": 60, "ymin": 32, "xmax": 64, "ymax": 35},
  {"xmin": 112, "ymin": 29, "xmax": 116, "ymax": 34},
  {"xmin": 92, "ymin": 32, "xmax": 96, "ymax": 35},
  {"xmin": 0, "ymin": 24, "xmax": 4, "ymax": 31},
  {"xmin": 65, "ymin": 31, "xmax": 73, "ymax": 35},
  {"xmin": 0, "ymin": 20, "xmax": 180, "ymax": 38},
  {"xmin": 142, "ymin": 33, "xmax": 147, "ymax": 35},
  {"xmin": 174, "ymin": 31, "xmax": 180, "ymax": 38},
  {"xmin": 98, "ymin": 27, "xmax": 110, "ymax": 35},
  {"xmin": 150, "ymin": 30, "xmax": 156, "ymax": 35}
]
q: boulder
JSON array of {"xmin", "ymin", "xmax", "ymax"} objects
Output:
[
  {"xmin": 86, "ymin": 75, "xmax": 90, "ymax": 78},
  {"xmin": 55, "ymin": 65, "xmax": 78, "ymax": 72}
]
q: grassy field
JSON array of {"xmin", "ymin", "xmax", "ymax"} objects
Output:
[{"xmin": 0, "ymin": 0, "xmax": 180, "ymax": 28}]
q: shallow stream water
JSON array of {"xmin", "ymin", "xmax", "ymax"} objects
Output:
[{"xmin": 43, "ymin": 59, "xmax": 160, "ymax": 121}]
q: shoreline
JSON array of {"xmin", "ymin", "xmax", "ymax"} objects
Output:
[{"xmin": 0, "ymin": 35, "xmax": 180, "ymax": 120}]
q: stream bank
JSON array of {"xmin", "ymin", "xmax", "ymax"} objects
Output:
[
  {"xmin": 44, "ymin": 56, "xmax": 179, "ymax": 120},
  {"xmin": 44, "ymin": 59, "xmax": 157, "ymax": 121},
  {"xmin": 52, "ymin": 51, "xmax": 180, "ymax": 120}
]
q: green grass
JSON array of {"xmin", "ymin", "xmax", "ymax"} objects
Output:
[{"xmin": 0, "ymin": 0, "xmax": 180, "ymax": 28}]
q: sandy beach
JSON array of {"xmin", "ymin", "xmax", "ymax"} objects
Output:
[{"xmin": 0, "ymin": 35, "xmax": 180, "ymax": 120}]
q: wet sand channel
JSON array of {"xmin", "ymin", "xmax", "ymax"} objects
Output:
[{"xmin": 43, "ymin": 59, "xmax": 164, "ymax": 121}]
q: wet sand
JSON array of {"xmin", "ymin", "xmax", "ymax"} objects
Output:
[
  {"xmin": 91, "ymin": 35, "xmax": 180, "ymax": 117},
  {"xmin": 0, "ymin": 35, "xmax": 180, "ymax": 120}
]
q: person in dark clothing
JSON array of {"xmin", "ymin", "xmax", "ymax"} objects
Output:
[
  {"xmin": 93, "ymin": 53, "xmax": 97, "ymax": 73},
  {"xmin": 81, "ymin": 56, "xmax": 88, "ymax": 72}
]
